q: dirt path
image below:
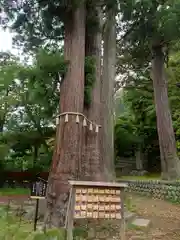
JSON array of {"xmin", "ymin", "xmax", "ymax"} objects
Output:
[
  {"xmin": 126, "ymin": 193, "xmax": 180, "ymax": 240},
  {"xmin": 0, "ymin": 193, "xmax": 180, "ymax": 239},
  {"xmin": 0, "ymin": 195, "xmax": 30, "ymax": 204}
]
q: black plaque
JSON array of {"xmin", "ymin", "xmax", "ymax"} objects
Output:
[{"xmin": 30, "ymin": 179, "xmax": 47, "ymax": 199}]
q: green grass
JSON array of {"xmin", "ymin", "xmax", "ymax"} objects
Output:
[
  {"xmin": 0, "ymin": 206, "xmax": 32, "ymax": 239},
  {"xmin": 0, "ymin": 206, "xmax": 66, "ymax": 240},
  {"xmin": 124, "ymin": 195, "xmax": 137, "ymax": 212},
  {"xmin": 0, "ymin": 188, "xmax": 30, "ymax": 196}
]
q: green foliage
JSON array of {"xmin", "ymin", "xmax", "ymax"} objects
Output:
[
  {"xmin": 115, "ymin": 114, "xmax": 140, "ymax": 157},
  {"xmin": 120, "ymin": 0, "xmax": 180, "ymax": 44},
  {"xmin": 0, "ymin": 209, "xmax": 65, "ymax": 240},
  {"xmin": 114, "ymin": 68, "xmax": 160, "ymax": 171},
  {"xmin": 115, "ymin": 46, "xmax": 180, "ymax": 172},
  {"xmin": 73, "ymin": 226, "xmax": 88, "ymax": 239},
  {"xmin": 0, "ymin": 49, "xmax": 66, "ymax": 171},
  {"xmin": 117, "ymin": 0, "xmax": 180, "ymax": 76},
  {"xmin": 1, "ymin": 0, "xmax": 100, "ymax": 53},
  {"xmin": 27, "ymin": 228, "xmax": 66, "ymax": 240},
  {"xmin": 84, "ymin": 56, "xmax": 96, "ymax": 107},
  {"xmin": 167, "ymin": 50, "xmax": 180, "ymax": 157},
  {"xmin": 0, "ymin": 47, "xmax": 97, "ymax": 171}
]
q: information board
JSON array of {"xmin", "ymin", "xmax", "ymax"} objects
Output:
[{"xmin": 30, "ymin": 180, "xmax": 47, "ymax": 199}]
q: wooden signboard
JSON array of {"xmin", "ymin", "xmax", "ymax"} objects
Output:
[{"xmin": 66, "ymin": 181, "xmax": 127, "ymax": 240}]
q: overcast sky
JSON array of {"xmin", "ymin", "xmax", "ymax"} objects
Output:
[
  {"xmin": 0, "ymin": 28, "xmax": 12, "ymax": 51},
  {"xmin": 0, "ymin": 27, "xmax": 20, "ymax": 57},
  {"xmin": 0, "ymin": 27, "xmax": 30, "ymax": 64}
]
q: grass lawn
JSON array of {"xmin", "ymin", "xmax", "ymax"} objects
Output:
[
  {"xmin": 0, "ymin": 188, "xmax": 30, "ymax": 196},
  {"xmin": 0, "ymin": 206, "xmax": 32, "ymax": 239},
  {"xmin": 0, "ymin": 205, "xmax": 66, "ymax": 240}
]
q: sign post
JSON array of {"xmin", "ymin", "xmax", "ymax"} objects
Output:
[
  {"xmin": 34, "ymin": 198, "xmax": 39, "ymax": 231},
  {"xmin": 30, "ymin": 178, "xmax": 48, "ymax": 231},
  {"xmin": 65, "ymin": 181, "xmax": 127, "ymax": 240}
]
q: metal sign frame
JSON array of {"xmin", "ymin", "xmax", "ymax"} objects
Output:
[
  {"xmin": 30, "ymin": 177, "xmax": 48, "ymax": 231},
  {"xmin": 30, "ymin": 177, "xmax": 47, "ymax": 199}
]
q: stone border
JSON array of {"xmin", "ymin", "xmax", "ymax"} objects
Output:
[{"xmin": 119, "ymin": 180, "xmax": 180, "ymax": 203}]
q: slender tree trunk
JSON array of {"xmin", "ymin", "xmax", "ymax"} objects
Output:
[
  {"xmin": 135, "ymin": 146, "xmax": 143, "ymax": 171},
  {"xmin": 83, "ymin": 7, "xmax": 105, "ymax": 181},
  {"xmin": 101, "ymin": 8, "xmax": 116, "ymax": 181},
  {"xmin": 152, "ymin": 45, "xmax": 180, "ymax": 180},
  {"xmin": 45, "ymin": 3, "xmax": 86, "ymax": 228},
  {"xmin": 33, "ymin": 146, "xmax": 38, "ymax": 168},
  {"xmin": 0, "ymin": 117, "xmax": 4, "ymax": 132},
  {"xmin": 0, "ymin": 88, "xmax": 9, "ymax": 132}
]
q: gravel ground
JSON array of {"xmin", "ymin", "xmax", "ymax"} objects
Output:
[{"xmin": 126, "ymin": 193, "xmax": 180, "ymax": 240}]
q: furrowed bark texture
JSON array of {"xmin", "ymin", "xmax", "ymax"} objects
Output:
[
  {"xmin": 152, "ymin": 45, "xmax": 180, "ymax": 180},
  {"xmin": 45, "ymin": 4, "xmax": 86, "ymax": 228},
  {"xmin": 101, "ymin": 8, "xmax": 116, "ymax": 181},
  {"xmin": 83, "ymin": 8, "xmax": 105, "ymax": 181}
]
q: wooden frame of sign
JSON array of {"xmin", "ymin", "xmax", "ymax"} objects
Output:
[{"xmin": 65, "ymin": 181, "xmax": 127, "ymax": 240}]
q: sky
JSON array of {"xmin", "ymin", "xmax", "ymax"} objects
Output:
[
  {"xmin": 0, "ymin": 27, "xmax": 19, "ymax": 56},
  {"xmin": 0, "ymin": 28, "xmax": 12, "ymax": 51},
  {"xmin": 0, "ymin": 27, "xmax": 31, "ymax": 64}
]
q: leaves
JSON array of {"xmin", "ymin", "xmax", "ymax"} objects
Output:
[{"xmin": 0, "ymin": 49, "xmax": 66, "ymax": 170}]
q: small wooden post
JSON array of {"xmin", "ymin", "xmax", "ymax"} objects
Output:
[
  {"xmin": 66, "ymin": 187, "xmax": 75, "ymax": 240},
  {"xmin": 120, "ymin": 188, "xmax": 125, "ymax": 240}
]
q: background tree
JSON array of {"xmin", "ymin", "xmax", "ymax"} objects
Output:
[
  {"xmin": 101, "ymin": 3, "xmax": 117, "ymax": 180},
  {"xmin": 119, "ymin": 0, "xmax": 180, "ymax": 179}
]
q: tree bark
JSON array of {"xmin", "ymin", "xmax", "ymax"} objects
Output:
[
  {"xmin": 101, "ymin": 8, "xmax": 116, "ymax": 181},
  {"xmin": 135, "ymin": 146, "xmax": 143, "ymax": 171},
  {"xmin": 0, "ymin": 88, "xmax": 9, "ymax": 132},
  {"xmin": 33, "ymin": 145, "xmax": 38, "ymax": 168},
  {"xmin": 45, "ymin": 3, "xmax": 86, "ymax": 228},
  {"xmin": 152, "ymin": 45, "xmax": 180, "ymax": 180},
  {"xmin": 83, "ymin": 7, "xmax": 105, "ymax": 181}
]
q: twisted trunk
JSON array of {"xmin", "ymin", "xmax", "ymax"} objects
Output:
[
  {"xmin": 45, "ymin": 4, "xmax": 86, "ymax": 228},
  {"xmin": 152, "ymin": 45, "xmax": 180, "ymax": 180}
]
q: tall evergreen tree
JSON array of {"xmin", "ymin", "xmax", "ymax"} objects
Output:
[
  {"xmin": 101, "ymin": 4, "xmax": 117, "ymax": 180},
  {"xmin": 1, "ymin": 0, "xmax": 118, "ymax": 226},
  {"xmin": 120, "ymin": 0, "xmax": 180, "ymax": 179}
]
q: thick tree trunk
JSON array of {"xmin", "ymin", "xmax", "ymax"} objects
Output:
[
  {"xmin": 101, "ymin": 8, "xmax": 116, "ymax": 181},
  {"xmin": 83, "ymin": 8, "xmax": 105, "ymax": 181},
  {"xmin": 45, "ymin": 4, "xmax": 86, "ymax": 228},
  {"xmin": 152, "ymin": 45, "xmax": 180, "ymax": 180}
]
